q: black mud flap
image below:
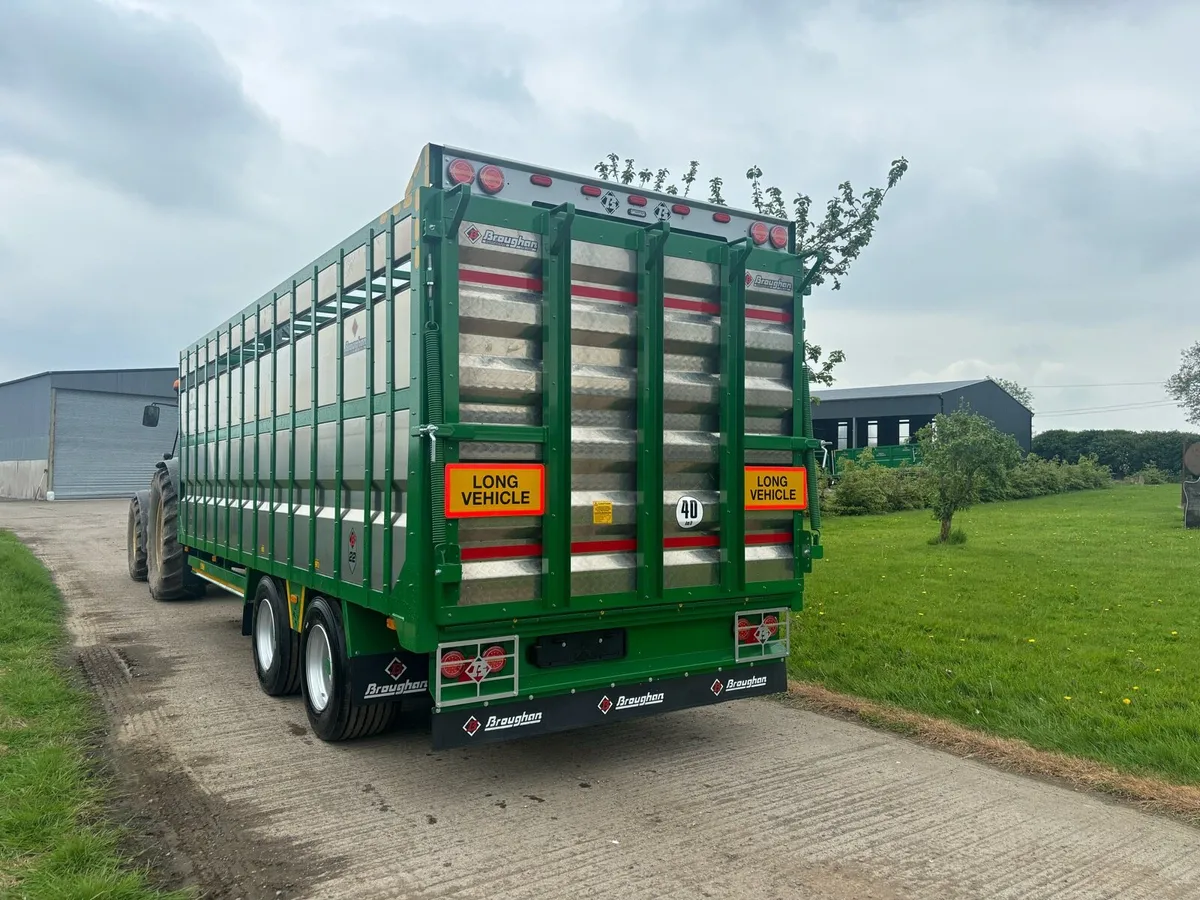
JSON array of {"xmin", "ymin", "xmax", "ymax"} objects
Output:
[
  {"xmin": 348, "ymin": 650, "xmax": 431, "ymax": 704},
  {"xmin": 431, "ymin": 659, "xmax": 787, "ymax": 749}
]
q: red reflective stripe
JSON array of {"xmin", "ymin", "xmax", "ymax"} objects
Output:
[
  {"xmin": 746, "ymin": 532, "xmax": 792, "ymax": 545},
  {"xmin": 746, "ymin": 307, "xmax": 791, "ymax": 323},
  {"xmin": 572, "ymin": 283, "xmax": 637, "ymax": 304},
  {"xmin": 664, "ymin": 297, "xmax": 721, "ymax": 316},
  {"xmin": 459, "ymin": 268, "xmax": 543, "ymax": 293},
  {"xmin": 460, "ymin": 531, "xmax": 791, "ymax": 562},
  {"xmin": 461, "ymin": 543, "xmax": 541, "ymax": 562}
]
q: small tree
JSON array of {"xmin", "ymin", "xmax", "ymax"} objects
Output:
[
  {"xmin": 917, "ymin": 407, "xmax": 1021, "ymax": 543},
  {"xmin": 990, "ymin": 376, "xmax": 1034, "ymax": 411},
  {"xmin": 593, "ymin": 152, "xmax": 908, "ymax": 386},
  {"xmin": 1165, "ymin": 342, "xmax": 1200, "ymax": 425}
]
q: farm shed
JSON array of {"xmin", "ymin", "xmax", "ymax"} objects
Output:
[
  {"xmin": 0, "ymin": 368, "xmax": 178, "ymax": 500},
  {"xmin": 810, "ymin": 378, "xmax": 1033, "ymax": 454}
]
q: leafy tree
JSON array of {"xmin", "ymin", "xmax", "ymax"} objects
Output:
[
  {"xmin": 593, "ymin": 152, "xmax": 908, "ymax": 386},
  {"xmin": 1165, "ymin": 342, "xmax": 1200, "ymax": 425},
  {"xmin": 990, "ymin": 376, "xmax": 1034, "ymax": 410},
  {"xmin": 917, "ymin": 407, "xmax": 1021, "ymax": 543}
]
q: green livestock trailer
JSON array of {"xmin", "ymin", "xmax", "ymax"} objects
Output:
[{"xmin": 126, "ymin": 144, "xmax": 825, "ymax": 749}]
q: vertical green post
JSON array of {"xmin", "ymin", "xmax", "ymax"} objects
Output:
[
  {"xmin": 382, "ymin": 217, "xmax": 396, "ymax": 595},
  {"xmin": 541, "ymin": 203, "xmax": 575, "ymax": 608},
  {"xmin": 223, "ymin": 322, "xmax": 233, "ymax": 551},
  {"xmin": 252, "ymin": 304, "xmax": 262, "ymax": 563},
  {"xmin": 363, "ymin": 230, "xmax": 376, "ymax": 590},
  {"xmin": 720, "ymin": 240, "xmax": 751, "ymax": 592},
  {"xmin": 269, "ymin": 292, "xmax": 279, "ymax": 566},
  {"xmin": 287, "ymin": 280, "xmax": 297, "ymax": 568},
  {"xmin": 334, "ymin": 252, "xmax": 345, "ymax": 583},
  {"xmin": 308, "ymin": 269, "xmax": 319, "ymax": 576},
  {"xmin": 636, "ymin": 222, "xmax": 669, "ymax": 603}
]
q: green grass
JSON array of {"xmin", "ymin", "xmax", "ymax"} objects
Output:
[
  {"xmin": 0, "ymin": 530, "xmax": 190, "ymax": 900},
  {"xmin": 792, "ymin": 483, "xmax": 1200, "ymax": 786}
]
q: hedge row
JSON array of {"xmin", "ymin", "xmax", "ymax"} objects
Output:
[
  {"xmin": 1031, "ymin": 429, "xmax": 1199, "ymax": 479},
  {"xmin": 821, "ymin": 449, "xmax": 1113, "ymax": 517}
]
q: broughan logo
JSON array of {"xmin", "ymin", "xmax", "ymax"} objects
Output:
[
  {"xmin": 364, "ymin": 679, "xmax": 428, "ymax": 699},
  {"xmin": 614, "ymin": 691, "xmax": 664, "ymax": 711},
  {"xmin": 725, "ymin": 675, "xmax": 769, "ymax": 693},
  {"xmin": 466, "ymin": 226, "xmax": 539, "ymax": 254},
  {"xmin": 748, "ymin": 273, "xmax": 792, "ymax": 294},
  {"xmin": 485, "ymin": 711, "xmax": 543, "ymax": 731}
]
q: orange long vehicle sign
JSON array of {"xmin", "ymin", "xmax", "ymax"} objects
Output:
[
  {"xmin": 744, "ymin": 466, "xmax": 809, "ymax": 511},
  {"xmin": 444, "ymin": 464, "xmax": 546, "ymax": 518}
]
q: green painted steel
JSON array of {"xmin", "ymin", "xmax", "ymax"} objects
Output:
[
  {"xmin": 173, "ymin": 143, "xmax": 823, "ymax": 716},
  {"xmin": 832, "ymin": 443, "xmax": 922, "ymax": 475}
]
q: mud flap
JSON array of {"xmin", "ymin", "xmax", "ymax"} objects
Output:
[
  {"xmin": 431, "ymin": 659, "xmax": 787, "ymax": 749},
  {"xmin": 348, "ymin": 650, "xmax": 431, "ymax": 704}
]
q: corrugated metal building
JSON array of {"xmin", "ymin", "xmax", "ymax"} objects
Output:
[
  {"xmin": 0, "ymin": 368, "xmax": 178, "ymax": 500},
  {"xmin": 810, "ymin": 378, "xmax": 1033, "ymax": 453}
]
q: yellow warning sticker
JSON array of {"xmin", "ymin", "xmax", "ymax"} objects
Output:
[
  {"xmin": 444, "ymin": 464, "xmax": 546, "ymax": 518},
  {"xmin": 592, "ymin": 500, "xmax": 614, "ymax": 525},
  {"xmin": 744, "ymin": 466, "xmax": 808, "ymax": 510}
]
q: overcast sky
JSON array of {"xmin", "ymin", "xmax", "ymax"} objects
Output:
[{"xmin": 1, "ymin": 0, "xmax": 1196, "ymax": 432}]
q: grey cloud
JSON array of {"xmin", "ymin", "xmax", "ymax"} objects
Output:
[{"xmin": 0, "ymin": 0, "xmax": 279, "ymax": 213}]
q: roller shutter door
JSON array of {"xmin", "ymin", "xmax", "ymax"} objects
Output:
[{"xmin": 51, "ymin": 389, "xmax": 178, "ymax": 499}]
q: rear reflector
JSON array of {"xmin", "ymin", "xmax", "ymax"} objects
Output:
[
  {"xmin": 447, "ymin": 159, "xmax": 475, "ymax": 185},
  {"xmin": 749, "ymin": 222, "xmax": 769, "ymax": 245},
  {"xmin": 581, "ymin": 185, "xmax": 603, "ymax": 197},
  {"xmin": 530, "ymin": 174, "xmax": 553, "ymax": 187},
  {"xmin": 769, "ymin": 224, "xmax": 789, "ymax": 249},
  {"xmin": 628, "ymin": 195, "xmax": 647, "ymax": 207},
  {"xmin": 478, "ymin": 164, "xmax": 505, "ymax": 194},
  {"xmin": 713, "ymin": 211, "xmax": 732, "ymax": 223},
  {"xmin": 483, "ymin": 646, "xmax": 506, "ymax": 673},
  {"xmin": 671, "ymin": 203, "xmax": 691, "ymax": 215}
]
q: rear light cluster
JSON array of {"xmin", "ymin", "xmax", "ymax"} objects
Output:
[
  {"xmin": 446, "ymin": 159, "xmax": 511, "ymax": 195},
  {"xmin": 737, "ymin": 614, "xmax": 779, "ymax": 645},
  {"xmin": 440, "ymin": 645, "xmax": 507, "ymax": 683},
  {"xmin": 748, "ymin": 222, "xmax": 790, "ymax": 248}
]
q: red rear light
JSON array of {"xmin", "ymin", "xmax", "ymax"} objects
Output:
[
  {"xmin": 440, "ymin": 649, "xmax": 466, "ymax": 679},
  {"xmin": 483, "ymin": 645, "xmax": 506, "ymax": 673},
  {"xmin": 737, "ymin": 614, "xmax": 780, "ymax": 644},
  {"xmin": 581, "ymin": 185, "xmax": 603, "ymax": 197},
  {"xmin": 712, "ymin": 211, "xmax": 732, "ymax": 224},
  {"xmin": 530, "ymin": 174, "xmax": 553, "ymax": 187},
  {"xmin": 769, "ymin": 225, "xmax": 789, "ymax": 249},
  {"xmin": 671, "ymin": 204, "xmax": 690, "ymax": 216},
  {"xmin": 749, "ymin": 222, "xmax": 769, "ymax": 245},
  {"xmin": 628, "ymin": 195, "xmax": 647, "ymax": 207},
  {"xmin": 737, "ymin": 617, "xmax": 756, "ymax": 644},
  {"xmin": 762, "ymin": 614, "xmax": 779, "ymax": 638},
  {"xmin": 447, "ymin": 159, "xmax": 475, "ymax": 185},
  {"xmin": 477, "ymin": 164, "xmax": 505, "ymax": 194}
]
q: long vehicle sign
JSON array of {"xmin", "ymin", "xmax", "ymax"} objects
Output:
[
  {"xmin": 444, "ymin": 464, "xmax": 546, "ymax": 518},
  {"xmin": 744, "ymin": 466, "xmax": 808, "ymax": 511}
]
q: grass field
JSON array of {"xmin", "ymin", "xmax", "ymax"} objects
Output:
[
  {"xmin": 0, "ymin": 530, "xmax": 187, "ymax": 900},
  {"xmin": 791, "ymin": 483, "xmax": 1200, "ymax": 786}
]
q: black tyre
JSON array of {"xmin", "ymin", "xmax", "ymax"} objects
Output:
[
  {"xmin": 301, "ymin": 596, "xmax": 395, "ymax": 741},
  {"xmin": 126, "ymin": 490, "xmax": 149, "ymax": 582},
  {"xmin": 146, "ymin": 466, "xmax": 204, "ymax": 601},
  {"xmin": 252, "ymin": 576, "xmax": 302, "ymax": 696}
]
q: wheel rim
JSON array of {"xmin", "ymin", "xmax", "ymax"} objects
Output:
[
  {"xmin": 255, "ymin": 598, "xmax": 276, "ymax": 670},
  {"xmin": 305, "ymin": 623, "xmax": 333, "ymax": 713}
]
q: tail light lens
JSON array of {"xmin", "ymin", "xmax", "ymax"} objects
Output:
[
  {"xmin": 530, "ymin": 174, "xmax": 553, "ymax": 187},
  {"xmin": 713, "ymin": 212, "xmax": 732, "ymax": 223},
  {"xmin": 483, "ymin": 645, "xmax": 507, "ymax": 672},
  {"xmin": 749, "ymin": 222, "xmax": 769, "ymax": 245},
  {"xmin": 477, "ymin": 164, "xmax": 505, "ymax": 194},
  {"xmin": 628, "ymin": 195, "xmax": 647, "ymax": 207},
  {"xmin": 581, "ymin": 185, "xmax": 603, "ymax": 197},
  {"xmin": 737, "ymin": 614, "xmax": 779, "ymax": 644},
  {"xmin": 769, "ymin": 225, "xmax": 789, "ymax": 249},
  {"xmin": 440, "ymin": 649, "xmax": 466, "ymax": 679},
  {"xmin": 447, "ymin": 159, "xmax": 475, "ymax": 186}
]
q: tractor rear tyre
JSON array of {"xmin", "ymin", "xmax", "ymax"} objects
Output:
[
  {"xmin": 301, "ymin": 596, "xmax": 395, "ymax": 742},
  {"xmin": 252, "ymin": 576, "xmax": 302, "ymax": 696},
  {"xmin": 146, "ymin": 465, "xmax": 204, "ymax": 601},
  {"xmin": 126, "ymin": 489, "xmax": 150, "ymax": 581}
]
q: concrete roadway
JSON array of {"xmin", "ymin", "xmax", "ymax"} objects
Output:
[{"xmin": 5, "ymin": 499, "xmax": 1199, "ymax": 900}]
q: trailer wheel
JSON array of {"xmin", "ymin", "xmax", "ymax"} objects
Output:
[
  {"xmin": 252, "ymin": 576, "xmax": 301, "ymax": 696},
  {"xmin": 126, "ymin": 490, "xmax": 150, "ymax": 582},
  {"xmin": 146, "ymin": 465, "xmax": 204, "ymax": 601},
  {"xmin": 301, "ymin": 596, "xmax": 395, "ymax": 742}
]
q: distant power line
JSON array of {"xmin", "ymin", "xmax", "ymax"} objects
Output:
[
  {"xmin": 1026, "ymin": 380, "xmax": 1166, "ymax": 388},
  {"xmin": 1035, "ymin": 400, "xmax": 1178, "ymax": 417}
]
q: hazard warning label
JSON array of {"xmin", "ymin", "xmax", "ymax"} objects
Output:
[
  {"xmin": 444, "ymin": 464, "xmax": 546, "ymax": 518},
  {"xmin": 744, "ymin": 466, "xmax": 808, "ymax": 511}
]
